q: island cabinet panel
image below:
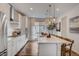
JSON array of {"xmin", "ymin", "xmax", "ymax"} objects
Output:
[{"xmin": 38, "ymin": 43, "xmax": 61, "ymax": 56}]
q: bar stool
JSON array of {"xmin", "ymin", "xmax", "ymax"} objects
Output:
[{"xmin": 61, "ymin": 40, "xmax": 74, "ymax": 56}]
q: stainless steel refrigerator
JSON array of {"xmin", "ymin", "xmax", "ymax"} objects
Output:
[{"xmin": 0, "ymin": 12, "xmax": 7, "ymax": 56}]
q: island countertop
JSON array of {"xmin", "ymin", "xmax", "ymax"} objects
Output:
[{"xmin": 38, "ymin": 35, "xmax": 70, "ymax": 44}]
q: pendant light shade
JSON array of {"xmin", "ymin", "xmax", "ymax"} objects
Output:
[{"xmin": 47, "ymin": 4, "xmax": 56, "ymax": 30}]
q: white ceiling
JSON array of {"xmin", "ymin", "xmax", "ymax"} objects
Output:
[{"xmin": 11, "ymin": 3, "xmax": 79, "ymax": 18}]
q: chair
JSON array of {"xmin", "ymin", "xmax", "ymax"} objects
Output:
[
  {"xmin": 61, "ymin": 40, "xmax": 74, "ymax": 56},
  {"xmin": 52, "ymin": 34, "xmax": 74, "ymax": 56}
]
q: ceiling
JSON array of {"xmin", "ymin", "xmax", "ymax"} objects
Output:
[{"xmin": 11, "ymin": 3, "xmax": 79, "ymax": 18}]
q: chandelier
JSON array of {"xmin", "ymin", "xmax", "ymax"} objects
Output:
[{"xmin": 47, "ymin": 4, "xmax": 56, "ymax": 30}]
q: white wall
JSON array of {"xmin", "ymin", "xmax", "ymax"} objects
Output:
[{"xmin": 59, "ymin": 5, "xmax": 79, "ymax": 54}]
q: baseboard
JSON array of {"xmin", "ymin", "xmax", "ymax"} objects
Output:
[{"xmin": 72, "ymin": 50, "xmax": 79, "ymax": 56}]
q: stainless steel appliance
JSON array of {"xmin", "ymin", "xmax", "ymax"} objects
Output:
[{"xmin": 0, "ymin": 12, "xmax": 7, "ymax": 56}]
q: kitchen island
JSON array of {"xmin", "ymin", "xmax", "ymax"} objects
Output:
[{"xmin": 37, "ymin": 35, "xmax": 71, "ymax": 56}]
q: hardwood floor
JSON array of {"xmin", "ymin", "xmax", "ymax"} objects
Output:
[
  {"xmin": 16, "ymin": 40, "xmax": 38, "ymax": 56},
  {"xmin": 16, "ymin": 40, "xmax": 79, "ymax": 56}
]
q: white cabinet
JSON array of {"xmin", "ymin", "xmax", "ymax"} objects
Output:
[
  {"xmin": 8, "ymin": 37, "xmax": 17, "ymax": 56},
  {"xmin": 12, "ymin": 39, "xmax": 17, "ymax": 55},
  {"xmin": 10, "ymin": 7, "xmax": 23, "ymax": 29},
  {"xmin": 8, "ymin": 35, "xmax": 27, "ymax": 56},
  {"xmin": 11, "ymin": 7, "xmax": 20, "ymax": 22},
  {"xmin": 17, "ymin": 37, "xmax": 21, "ymax": 52},
  {"xmin": 38, "ymin": 43, "xmax": 61, "ymax": 56},
  {"xmin": 8, "ymin": 38, "xmax": 13, "ymax": 55}
]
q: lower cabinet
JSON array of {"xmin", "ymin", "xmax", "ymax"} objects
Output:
[
  {"xmin": 8, "ymin": 35, "xmax": 28, "ymax": 56},
  {"xmin": 38, "ymin": 43, "xmax": 61, "ymax": 56},
  {"xmin": 8, "ymin": 39, "xmax": 13, "ymax": 56}
]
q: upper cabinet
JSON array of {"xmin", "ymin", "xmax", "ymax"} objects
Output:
[
  {"xmin": 9, "ymin": 5, "xmax": 26, "ymax": 36},
  {"xmin": 10, "ymin": 7, "xmax": 19, "ymax": 22},
  {"xmin": 10, "ymin": 6, "xmax": 23, "ymax": 29}
]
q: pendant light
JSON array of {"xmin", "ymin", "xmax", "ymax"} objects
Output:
[
  {"xmin": 53, "ymin": 4, "xmax": 56, "ymax": 22},
  {"xmin": 47, "ymin": 4, "xmax": 56, "ymax": 30},
  {"xmin": 48, "ymin": 4, "xmax": 51, "ymax": 24}
]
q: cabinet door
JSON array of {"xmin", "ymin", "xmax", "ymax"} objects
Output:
[
  {"xmin": 16, "ymin": 41, "xmax": 19, "ymax": 53},
  {"xmin": 18, "ymin": 37, "xmax": 22, "ymax": 50},
  {"xmin": 11, "ymin": 8, "xmax": 21, "ymax": 28},
  {"xmin": 14, "ymin": 10, "xmax": 19, "ymax": 22},
  {"xmin": 8, "ymin": 39, "xmax": 13, "ymax": 56},
  {"xmin": 12, "ymin": 38, "xmax": 17, "ymax": 55},
  {"xmin": 38, "ymin": 43, "xmax": 59, "ymax": 56},
  {"xmin": 20, "ymin": 35, "xmax": 25, "ymax": 48}
]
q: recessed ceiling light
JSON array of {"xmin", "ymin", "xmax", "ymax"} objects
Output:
[
  {"xmin": 30, "ymin": 8, "xmax": 33, "ymax": 10},
  {"xmin": 56, "ymin": 8, "xmax": 59, "ymax": 11}
]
